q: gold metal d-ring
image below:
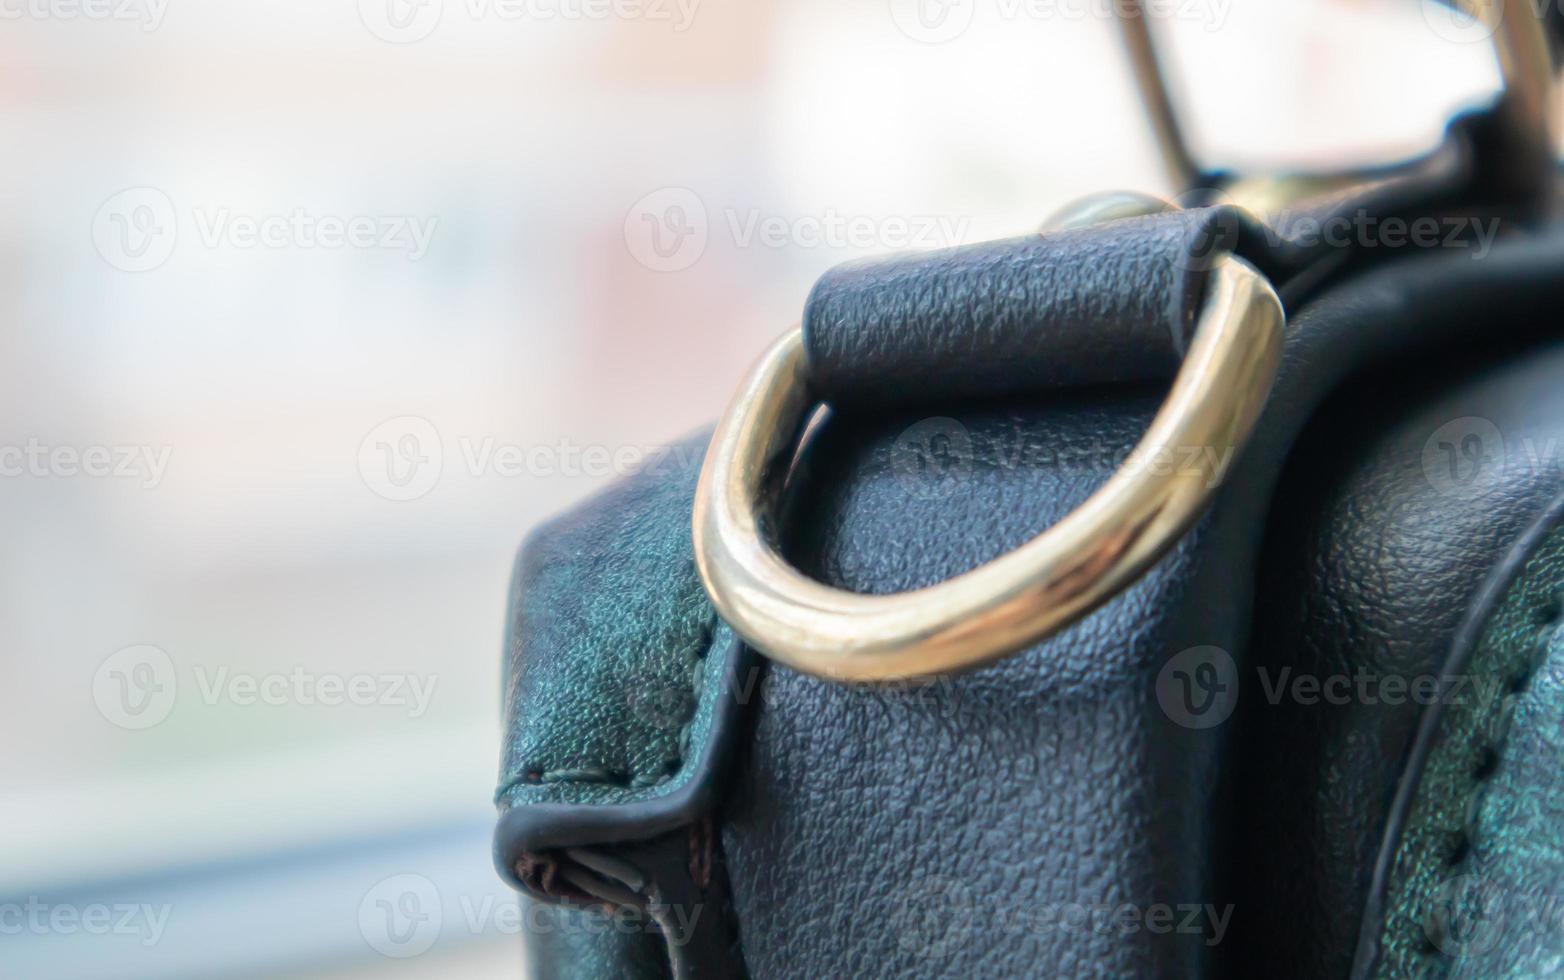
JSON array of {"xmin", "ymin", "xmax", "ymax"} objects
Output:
[
  {"xmin": 1119, "ymin": 0, "xmax": 1557, "ymax": 195},
  {"xmin": 693, "ymin": 253, "xmax": 1284, "ymax": 682}
]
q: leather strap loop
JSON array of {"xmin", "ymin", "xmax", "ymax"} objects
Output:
[
  {"xmin": 801, "ymin": 207, "xmax": 1247, "ymax": 409},
  {"xmin": 800, "ymin": 104, "xmax": 1539, "ymax": 413}
]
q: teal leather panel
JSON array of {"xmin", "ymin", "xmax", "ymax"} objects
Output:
[
  {"xmin": 1444, "ymin": 614, "xmax": 1564, "ymax": 977},
  {"xmin": 1376, "ymin": 522, "xmax": 1564, "ymax": 978},
  {"xmin": 494, "ymin": 430, "xmax": 732, "ymax": 813},
  {"xmin": 492, "ymin": 430, "xmax": 752, "ymax": 978}
]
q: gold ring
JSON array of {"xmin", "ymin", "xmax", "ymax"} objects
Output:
[
  {"xmin": 693, "ymin": 253, "xmax": 1285, "ymax": 682},
  {"xmin": 1119, "ymin": 0, "xmax": 1556, "ymax": 196}
]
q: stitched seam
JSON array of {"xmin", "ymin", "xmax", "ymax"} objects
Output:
[
  {"xmin": 499, "ymin": 613, "xmax": 720, "ymax": 797},
  {"xmin": 1418, "ymin": 595, "xmax": 1564, "ymax": 962}
]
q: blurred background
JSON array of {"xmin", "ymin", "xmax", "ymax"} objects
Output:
[{"xmin": 0, "ymin": 0, "xmax": 1503, "ymax": 976}]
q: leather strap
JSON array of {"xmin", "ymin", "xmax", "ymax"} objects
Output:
[
  {"xmin": 802, "ymin": 102, "xmax": 1545, "ymax": 412},
  {"xmin": 801, "ymin": 208, "xmax": 1237, "ymax": 408}
]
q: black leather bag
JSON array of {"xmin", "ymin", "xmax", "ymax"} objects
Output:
[{"xmin": 495, "ymin": 8, "xmax": 1564, "ymax": 977}]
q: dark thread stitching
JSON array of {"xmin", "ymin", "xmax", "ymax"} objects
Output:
[
  {"xmin": 1422, "ymin": 595, "xmax": 1564, "ymax": 960},
  {"xmin": 1471, "ymin": 745, "xmax": 1499, "ymax": 782},
  {"xmin": 504, "ymin": 611, "xmax": 721, "ymax": 795},
  {"xmin": 1445, "ymin": 831, "xmax": 1471, "ymax": 869}
]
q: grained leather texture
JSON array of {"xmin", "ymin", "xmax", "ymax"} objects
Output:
[
  {"xmin": 720, "ymin": 229, "xmax": 1564, "ymax": 979},
  {"xmin": 724, "ymin": 395, "xmax": 1221, "ymax": 978},
  {"xmin": 801, "ymin": 208, "xmax": 1240, "ymax": 407},
  {"xmin": 1231, "ymin": 339, "xmax": 1564, "ymax": 980},
  {"xmin": 492, "ymin": 432, "xmax": 755, "ymax": 978},
  {"xmin": 495, "ymin": 434, "xmax": 717, "ymax": 811}
]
